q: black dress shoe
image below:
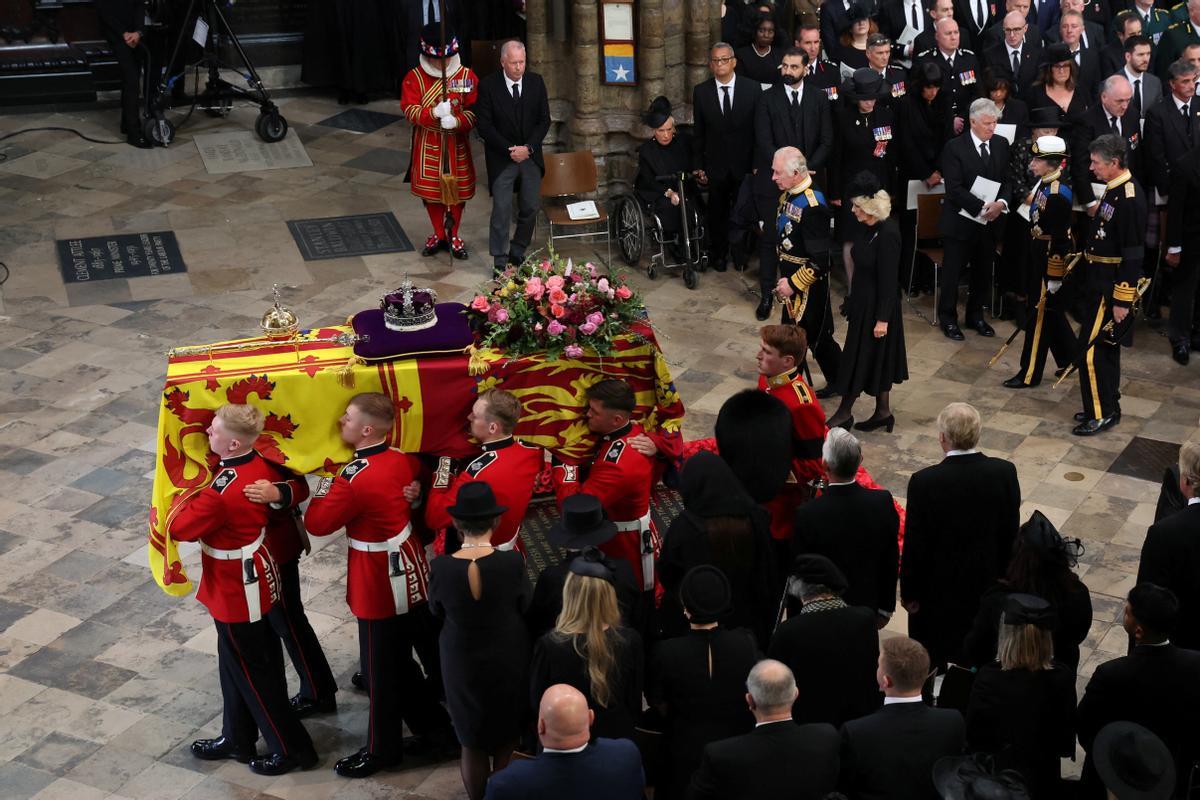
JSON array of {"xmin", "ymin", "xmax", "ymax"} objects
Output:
[
  {"xmin": 941, "ymin": 322, "xmax": 965, "ymax": 341},
  {"xmin": 711, "ymin": 258, "xmax": 728, "ymax": 272},
  {"xmin": 815, "ymin": 385, "xmax": 839, "ymax": 400},
  {"xmin": 290, "ymin": 694, "xmax": 336, "ymax": 718},
  {"xmin": 334, "ymin": 748, "xmax": 400, "ymax": 778},
  {"xmin": 421, "ymin": 235, "xmax": 443, "ymax": 257},
  {"xmin": 191, "ymin": 736, "xmax": 255, "ymax": 763},
  {"xmin": 755, "ymin": 297, "xmax": 773, "ymax": 320},
  {"xmin": 1072, "ymin": 415, "xmax": 1120, "ymax": 436},
  {"xmin": 126, "ymin": 134, "xmax": 153, "ymax": 149},
  {"xmin": 450, "ymin": 237, "xmax": 469, "ymax": 260},
  {"xmin": 826, "ymin": 416, "xmax": 854, "ymax": 430},
  {"xmin": 968, "ymin": 319, "xmax": 995, "ymax": 337},
  {"xmin": 855, "ymin": 414, "xmax": 895, "ymax": 433},
  {"xmin": 249, "ymin": 749, "xmax": 318, "ymax": 776},
  {"xmin": 1171, "ymin": 341, "xmax": 1190, "ymax": 365},
  {"xmin": 1003, "ymin": 374, "xmax": 1036, "ymax": 389},
  {"xmin": 1074, "ymin": 410, "xmax": 1121, "ymax": 423},
  {"xmin": 350, "ymin": 671, "xmax": 367, "ymax": 691}
]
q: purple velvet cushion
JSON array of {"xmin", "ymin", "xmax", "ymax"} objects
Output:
[{"xmin": 351, "ymin": 302, "xmax": 474, "ymax": 360}]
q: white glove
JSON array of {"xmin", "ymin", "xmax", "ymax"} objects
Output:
[
  {"xmin": 433, "ymin": 100, "xmax": 452, "ymax": 118},
  {"xmin": 440, "ymin": 115, "xmax": 458, "ymax": 130},
  {"xmin": 1047, "ymin": 280, "xmax": 1062, "ymax": 294}
]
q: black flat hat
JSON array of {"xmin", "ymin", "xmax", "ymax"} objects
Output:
[
  {"xmin": 790, "ymin": 554, "xmax": 849, "ymax": 593},
  {"xmin": 1022, "ymin": 105, "xmax": 1072, "ymax": 131},
  {"xmin": 1040, "ymin": 42, "xmax": 1073, "ymax": 68},
  {"xmin": 643, "ymin": 95, "xmax": 673, "ymax": 128},
  {"xmin": 1093, "ymin": 722, "xmax": 1175, "ymax": 800},
  {"xmin": 680, "ymin": 565, "xmax": 731, "ymax": 624},
  {"xmin": 548, "ymin": 494, "xmax": 618, "ymax": 549},
  {"xmin": 446, "ymin": 481, "xmax": 508, "ymax": 521},
  {"xmin": 843, "ymin": 68, "xmax": 890, "ymax": 101},
  {"xmin": 568, "ymin": 546, "xmax": 617, "ymax": 584},
  {"xmin": 1002, "ymin": 592, "xmax": 1057, "ymax": 629}
]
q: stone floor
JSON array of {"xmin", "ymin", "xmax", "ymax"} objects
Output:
[{"xmin": 1, "ymin": 92, "xmax": 1198, "ymax": 799}]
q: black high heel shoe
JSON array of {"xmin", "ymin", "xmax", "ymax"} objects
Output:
[
  {"xmin": 855, "ymin": 414, "xmax": 895, "ymax": 433},
  {"xmin": 827, "ymin": 415, "xmax": 854, "ymax": 430}
]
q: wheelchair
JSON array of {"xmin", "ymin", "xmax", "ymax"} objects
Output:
[{"xmin": 612, "ymin": 172, "xmax": 707, "ymax": 290}]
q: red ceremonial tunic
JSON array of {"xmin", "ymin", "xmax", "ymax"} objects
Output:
[
  {"xmin": 263, "ymin": 467, "xmax": 310, "ymax": 566},
  {"xmin": 554, "ymin": 422, "xmax": 660, "ymax": 591},
  {"xmin": 304, "ymin": 443, "xmax": 430, "ymax": 620},
  {"xmin": 425, "ymin": 436, "xmax": 543, "ymax": 552},
  {"xmin": 400, "ymin": 55, "xmax": 478, "ymax": 202},
  {"xmin": 758, "ymin": 369, "xmax": 827, "ymax": 540},
  {"xmin": 168, "ymin": 451, "xmax": 282, "ymax": 624}
]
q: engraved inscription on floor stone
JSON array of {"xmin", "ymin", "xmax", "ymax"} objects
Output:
[
  {"xmin": 193, "ymin": 129, "xmax": 312, "ymax": 174},
  {"xmin": 286, "ymin": 212, "xmax": 413, "ymax": 261},
  {"xmin": 55, "ymin": 232, "xmax": 186, "ymax": 284}
]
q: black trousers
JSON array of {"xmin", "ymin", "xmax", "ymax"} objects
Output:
[
  {"xmin": 268, "ymin": 559, "xmax": 337, "ymax": 704},
  {"xmin": 214, "ymin": 618, "xmax": 314, "ymax": 758},
  {"xmin": 704, "ymin": 171, "xmax": 741, "ymax": 265},
  {"xmin": 357, "ymin": 604, "xmax": 450, "ymax": 760},
  {"xmin": 1076, "ymin": 292, "xmax": 1122, "ymax": 421},
  {"xmin": 1168, "ymin": 252, "xmax": 1200, "ymax": 344},
  {"xmin": 939, "ymin": 232, "xmax": 996, "ymax": 324},
  {"xmin": 779, "ymin": 269, "xmax": 842, "ymax": 387},
  {"xmin": 104, "ymin": 34, "xmax": 143, "ymax": 134},
  {"xmin": 1015, "ymin": 246, "xmax": 1077, "ymax": 385}
]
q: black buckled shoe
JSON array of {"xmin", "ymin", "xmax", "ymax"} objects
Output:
[
  {"xmin": 1003, "ymin": 374, "xmax": 1035, "ymax": 389},
  {"xmin": 755, "ymin": 296, "xmax": 773, "ymax": 321},
  {"xmin": 350, "ymin": 671, "xmax": 367, "ymax": 692},
  {"xmin": 1171, "ymin": 340, "xmax": 1190, "ymax": 366},
  {"xmin": 290, "ymin": 694, "xmax": 336, "ymax": 718},
  {"xmin": 334, "ymin": 747, "xmax": 400, "ymax": 778},
  {"xmin": 941, "ymin": 322, "xmax": 965, "ymax": 341},
  {"xmin": 421, "ymin": 235, "xmax": 444, "ymax": 257},
  {"xmin": 248, "ymin": 749, "xmax": 318, "ymax": 776},
  {"xmin": 191, "ymin": 736, "xmax": 255, "ymax": 763},
  {"xmin": 450, "ymin": 237, "xmax": 469, "ymax": 260},
  {"xmin": 1072, "ymin": 415, "xmax": 1120, "ymax": 436},
  {"xmin": 969, "ymin": 318, "xmax": 995, "ymax": 337}
]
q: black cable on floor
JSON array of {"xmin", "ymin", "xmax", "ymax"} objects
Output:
[
  {"xmin": 0, "ymin": 127, "xmax": 126, "ymax": 161},
  {"xmin": 0, "ymin": 262, "xmax": 9, "ymax": 287}
]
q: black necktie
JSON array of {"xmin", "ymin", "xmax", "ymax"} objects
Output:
[
  {"xmin": 427, "ymin": 0, "xmax": 438, "ymax": 24},
  {"xmin": 1133, "ymin": 79, "xmax": 1142, "ymax": 114},
  {"xmin": 1110, "ymin": 115, "xmax": 1120, "ymax": 135},
  {"xmin": 976, "ymin": 0, "xmax": 985, "ymax": 29},
  {"xmin": 911, "ymin": 1, "xmax": 920, "ymax": 28},
  {"xmin": 1012, "ymin": 50, "xmax": 1020, "ymax": 77},
  {"xmin": 722, "ymin": 85, "xmax": 732, "ymax": 115},
  {"xmin": 980, "ymin": 141, "xmax": 989, "ymax": 162},
  {"xmin": 512, "ymin": 82, "xmax": 520, "ymax": 102},
  {"xmin": 791, "ymin": 89, "xmax": 800, "ymax": 110}
]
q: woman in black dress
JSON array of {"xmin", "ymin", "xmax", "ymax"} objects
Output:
[
  {"xmin": 530, "ymin": 551, "xmax": 644, "ymax": 741},
  {"xmin": 735, "ymin": 13, "xmax": 785, "ymax": 86},
  {"xmin": 1026, "ymin": 43, "xmax": 1089, "ymax": 120},
  {"xmin": 658, "ymin": 452, "xmax": 777, "ymax": 649},
  {"xmin": 897, "ymin": 61, "xmax": 953, "ymax": 294},
  {"xmin": 965, "ymin": 593, "xmax": 1077, "ymax": 797},
  {"xmin": 961, "ymin": 510, "xmax": 1092, "ymax": 673},
  {"xmin": 825, "ymin": 181, "xmax": 907, "ymax": 432},
  {"xmin": 635, "ymin": 96, "xmax": 697, "ymax": 255},
  {"xmin": 648, "ymin": 566, "xmax": 760, "ymax": 800},
  {"xmin": 428, "ymin": 483, "xmax": 530, "ymax": 800}
]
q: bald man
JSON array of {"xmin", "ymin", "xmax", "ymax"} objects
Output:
[
  {"xmin": 483, "ymin": 685, "xmax": 644, "ymax": 799},
  {"xmin": 981, "ymin": 11, "xmax": 1041, "ymax": 96}
]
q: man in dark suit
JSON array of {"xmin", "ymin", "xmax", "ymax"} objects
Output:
[
  {"xmin": 1120, "ymin": 35, "xmax": 1162, "ymax": 119},
  {"xmin": 900, "ymin": 403, "xmax": 1021, "ymax": 668},
  {"xmin": 1164, "ymin": 143, "xmax": 1200, "ymax": 362},
  {"xmin": 769, "ymin": 556, "xmax": 882, "ymax": 727},
  {"xmin": 1046, "ymin": 0, "xmax": 1107, "ymax": 49},
  {"xmin": 753, "ymin": 47, "xmax": 834, "ymax": 319},
  {"xmin": 839, "ymin": 636, "xmax": 966, "ymax": 800},
  {"xmin": 982, "ymin": 11, "xmax": 1043, "ymax": 96},
  {"xmin": 793, "ymin": 429, "xmax": 899, "ymax": 623},
  {"xmin": 693, "ymin": 42, "xmax": 762, "ymax": 272},
  {"xmin": 484, "ymin": 684, "xmax": 644, "ymax": 800},
  {"xmin": 95, "ymin": 0, "xmax": 149, "ymax": 148},
  {"xmin": 879, "ymin": 0, "xmax": 932, "ymax": 61},
  {"xmin": 1028, "ymin": 0, "xmax": 1061, "ymax": 37},
  {"xmin": 474, "ymin": 41, "xmax": 551, "ymax": 276},
  {"xmin": 955, "ymin": 0, "xmax": 1000, "ymax": 47},
  {"xmin": 1077, "ymin": 584, "xmax": 1200, "ymax": 799},
  {"xmin": 1144, "ymin": 60, "xmax": 1199, "ymax": 201},
  {"xmin": 914, "ymin": 18, "xmax": 984, "ymax": 132},
  {"xmin": 1056, "ymin": 11, "xmax": 1103, "ymax": 95},
  {"xmin": 399, "ymin": 0, "xmax": 466, "ymax": 72},
  {"xmin": 1100, "ymin": 11, "xmax": 1141, "ymax": 76},
  {"xmin": 935, "ymin": 98, "xmax": 1012, "ymax": 339},
  {"xmin": 1137, "ymin": 444, "xmax": 1200, "ymax": 646},
  {"xmin": 689, "ymin": 659, "xmax": 841, "ymax": 800},
  {"xmin": 1072, "ymin": 75, "xmax": 1142, "ymax": 209},
  {"xmin": 981, "ymin": 0, "xmax": 1045, "ymax": 48}
]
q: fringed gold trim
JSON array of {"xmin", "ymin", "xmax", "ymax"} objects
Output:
[
  {"xmin": 335, "ymin": 355, "xmax": 367, "ymax": 388},
  {"xmin": 466, "ymin": 345, "xmax": 490, "ymax": 376}
]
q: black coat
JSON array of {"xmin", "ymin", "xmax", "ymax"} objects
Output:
[
  {"xmin": 769, "ymin": 603, "xmax": 882, "ymax": 727},
  {"xmin": 954, "ymin": 0, "xmax": 1000, "ymax": 41},
  {"xmin": 647, "ymin": 627, "xmax": 760, "ymax": 800},
  {"xmin": 982, "ymin": 41, "xmax": 1042, "ymax": 97},
  {"xmin": 94, "ymin": 0, "xmax": 143, "ymax": 38},
  {"xmin": 735, "ymin": 45, "xmax": 785, "ymax": 86},
  {"xmin": 911, "ymin": 48, "xmax": 984, "ymax": 119},
  {"xmin": 484, "ymin": 737, "xmax": 645, "ymax": 800},
  {"xmin": 473, "ymin": 71, "xmax": 551, "ymax": 193},
  {"xmin": 897, "ymin": 91, "xmax": 954, "ymax": 181},
  {"xmin": 1071, "ymin": 102, "xmax": 1144, "ymax": 206},
  {"xmin": 965, "ymin": 663, "xmax": 1077, "ymax": 797},
  {"xmin": 1078, "ymin": 644, "xmax": 1200, "ymax": 798},
  {"xmin": 793, "ymin": 481, "xmax": 900, "ymax": 616},
  {"xmin": 1166, "ymin": 147, "xmax": 1200, "ymax": 256},
  {"xmin": 900, "ymin": 452, "xmax": 1021, "ymax": 667},
  {"xmin": 838, "ymin": 701, "xmax": 966, "ymax": 800},
  {"xmin": 689, "ymin": 719, "xmax": 841, "ymax": 800},
  {"xmin": 836, "ymin": 217, "xmax": 909, "ymax": 398},
  {"xmin": 1137, "ymin": 502, "xmax": 1200, "ymax": 650},
  {"xmin": 692, "ymin": 76, "xmax": 762, "ymax": 181},
  {"xmin": 937, "ymin": 131, "xmax": 1014, "ymax": 242},
  {"xmin": 530, "ymin": 627, "xmax": 644, "ymax": 742},
  {"xmin": 1143, "ymin": 93, "xmax": 1199, "ymax": 198},
  {"xmin": 961, "ymin": 581, "xmax": 1093, "ymax": 672},
  {"xmin": 754, "ymin": 83, "xmax": 835, "ymax": 173},
  {"xmin": 830, "ymin": 102, "xmax": 899, "ymax": 203},
  {"xmin": 527, "ymin": 557, "xmax": 643, "ymax": 642}
]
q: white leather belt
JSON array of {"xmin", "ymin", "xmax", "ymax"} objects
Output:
[
  {"xmin": 495, "ymin": 527, "xmax": 520, "ymax": 552},
  {"xmin": 202, "ymin": 531, "xmax": 265, "ymax": 623},
  {"xmin": 613, "ymin": 513, "xmax": 654, "ymax": 591},
  {"xmin": 348, "ymin": 524, "xmax": 413, "ymax": 615}
]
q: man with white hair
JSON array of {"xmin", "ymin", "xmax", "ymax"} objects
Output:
[
  {"xmin": 1071, "ymin": 74, "xmax": 1140, "ymax": 212},
  {"xmin": 934, "ymin": 98, "xmax": 1012, "ymax": 340},
  {"xmin": 689, "ymin": 660, "xmax": 840, "ymax": 800},
  {"xmin": 474, "ymin": 40, "xmax": 551, "ymax": 276}
]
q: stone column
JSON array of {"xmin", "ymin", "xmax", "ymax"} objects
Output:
[{"xmin": 685, "ymin": 0, "xmax": 715, "ymax": 94}]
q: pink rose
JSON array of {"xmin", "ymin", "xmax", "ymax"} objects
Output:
[
  {"xmin": 540, "ymin": 260, "xmax": 552, "ymax": 270},
  {"xmin": 534, "ymin": 322, "xmax": 544, "ymax": 331},
  {"xmin": 586, "ymin": 311, "xmax": 604, "ymax": 327},
  {"xmin": 488, "ymin": 306, "xmax": 509, "ymax": 323},
  {"xmin": 547, "ymin": 319, "xmax": 565, "ymax": 336},
  {"xmin": 565, "ymin": 344, "xmax": 584, "ymax": 358},
  {"xmin": 548, "ymin": 288, "xmax": 568, "ymax": 305},
  {"xmin": 615, "ymin": 286, "xmax": 633, "ymax": 300},
  {"xmin": 550, "ymin": 304, "xmax": 566, "ymax": 318},
  {"xmin": 579, "ymin": 321, "xmax": 598, "ymax": 335},
  {"xmin": 571, "ymin": 273, "xmax": 584, "ymax": 283},
  {"xmin": 587, "ymin": 263, "xmax": 598, "ymax": 278},
  {"xmin": 524, "ymin": 276, "xmax": 545, "ymax": 301},
  {"xmin": 471, "ymin": 295, "xmax": 491, "ymax": 312},
  {"xmin": 546, "ymin": 275, "xmax": 565, "ymax": 290},
  {"xmin": 596, "ymin": 277, "xmax": 610, "ymax": 293}
]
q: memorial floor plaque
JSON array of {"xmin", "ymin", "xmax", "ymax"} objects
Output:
[
  {"xmin": 286, "ymin": 213, "xmax": 413, "ymax": 261},
  {"xmin": 316, "ymin": 109, "xmax": 404, "ymax": 134},
  {"xmin": 194, "ymin": 130, "xmax": 313, "ymax": 175},
  {"xmin": 56, "ymin": 231, "xmax": 186, "ymax": 284},
  {"xmin": 1108, "ymin": 436, "xmax": 1181, "ymax": 483}
]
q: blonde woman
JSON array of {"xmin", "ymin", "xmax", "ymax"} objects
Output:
[
  {"xmin": 964, "ymin": 594, "xmax": 1077, "ymax": 797},
  {"xmin": 824, "ymin": 180, "xmax": 908, "ymax": 432},
  {"xmin": 530, "ymin": 551, "xmax": 644, "ymax": 741}
]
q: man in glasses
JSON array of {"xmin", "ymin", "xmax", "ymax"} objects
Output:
[{"xmin": 982, "ymin": 11, "xmax": 1042, "ymax": 97}]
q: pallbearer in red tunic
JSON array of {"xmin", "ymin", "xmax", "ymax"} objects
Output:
[
  {"xmin": 401, "ymin": 23, "xmax": 478, "ymax": 260},
  {"xmin": 426, "ymin": 389, "xmax": 543, "ymax": 554},
  {"xmin": 755, "ymin": 325, "xmax": 827, "ymax": 551},
  {"xmin": 167, "ymin": 404, "xmax": 316, "ymax": 777},
  {"xmin": 304, "ymin": 392, "xmax": 451, "ymax": 779}
]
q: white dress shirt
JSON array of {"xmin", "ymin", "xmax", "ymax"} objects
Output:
[{"xmin": 715, "ymin": 74, "xmax": 736, "ymax": 108}]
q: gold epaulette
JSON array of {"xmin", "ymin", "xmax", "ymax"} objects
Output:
[
  {"xmin": 1047, "ymin": 254, "xmax": 1066, "ymax": 277},
  {"xmin": 1125, "ymin": 182, "xmax": 1136, "ymax": 198},
  {"xmin": 1086, "ymin": 253, "xmax": 1122, "ymax": 264},
  {"xmin": 789, "ymin": 265, "xmax": 818, "ymax": 292},
  {"xmin": 1113, "ymin": 281, "xmax": 1137, "ymax": 303},
  {"xmin": 1050, "ymin": 180, "xmax": 1060, "ymax": 194},
  {"xmin": 793, "ymin": 380, "xmax": 813, "ymax": 404}
]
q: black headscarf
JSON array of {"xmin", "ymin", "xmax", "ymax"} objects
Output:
[{"xmin": 681, "ymin": 451, "xmax": 754, "ymax": 520}]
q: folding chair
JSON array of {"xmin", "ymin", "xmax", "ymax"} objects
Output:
[
  {"xmin": 907, "ymin": 192, "xmax": 945, "ymax": 326},
  {"xmin": 541, "ymin": 151, "xmax": 612, "ymax": 266}
]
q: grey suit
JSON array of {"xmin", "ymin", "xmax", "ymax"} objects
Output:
[{"xmin": 1121, "ymin": 69, "xmax": 1162, "ymax": 119}]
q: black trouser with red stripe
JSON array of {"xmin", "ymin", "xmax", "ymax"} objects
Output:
[
  {"xmin": 215, "ymin": 618, "xmax": 314, "ymax": 757},
  {"xmin": 358, "ymin": 604, "xmax": 451, "ymax": 760},
  {"xmin": 268, "ymin": 559, "xmax": 337, "ymax": 704}
]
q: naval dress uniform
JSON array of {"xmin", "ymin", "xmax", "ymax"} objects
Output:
[
  {"xmin": 168, "ymin": 451, "xmax": 316, "ymax": 763},
  {"xmin": 1012, "ymin": 168, "xmax": 1078, "ymax": 387},
  {"xmin": 1076, "ymin": 169, "xmax": 1147, "ymax": 430},
  {"xmin": 304, "ymin": 442, "xmax": 450, "ymax": 765}
]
